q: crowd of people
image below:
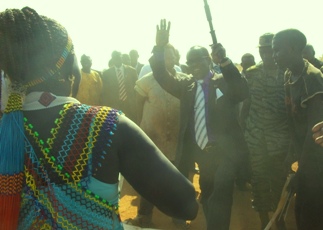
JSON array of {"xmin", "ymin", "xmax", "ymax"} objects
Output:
[{"xmin": 0, "ymin": 6, "xmax": 323, "ymax": 230}]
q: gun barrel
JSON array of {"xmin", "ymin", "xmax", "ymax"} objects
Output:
[
  {"xmin": 204, "ymin": 4, "xmax": 212, "ymax": 21},
  {"xmin": 203, "ymin": 0, "xmax": 217, "ymax": 44}
]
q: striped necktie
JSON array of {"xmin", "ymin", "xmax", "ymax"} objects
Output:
[
  {"xmin": 117, "ymin": 68, "xmax": 127, "ymax": 101},
  {"xmin": 194, "ymin": 81, "xmax": 208, "ymax": 150}
]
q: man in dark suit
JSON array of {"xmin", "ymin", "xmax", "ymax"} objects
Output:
[
  {"xmin": 129, "ymin": 49, "xmax": 144, "ymax": 75},
  {"xmin": 150, "ymin": 20, "xmax": 249, "ymax": 230},
  {"xmin": 102, "ymin": 51, "xmax": 138, "ymax": 122}
]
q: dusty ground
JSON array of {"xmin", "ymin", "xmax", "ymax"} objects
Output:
[{"xmin": 119, "ymin": 173, "xmax": 297, "ymax": 230}]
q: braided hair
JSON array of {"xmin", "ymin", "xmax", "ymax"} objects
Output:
[
  {"xmin": 0, "ymin": 7, "xmax": 75, "ymax": 229},
  {"xmin": 0, "ymin": 7, "xmax": 74, "ymax": 85}
]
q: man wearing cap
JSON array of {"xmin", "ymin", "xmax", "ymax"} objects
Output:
[{"xmin": 240, "ymin": 33, "xmax": 291, "ymax": 229}]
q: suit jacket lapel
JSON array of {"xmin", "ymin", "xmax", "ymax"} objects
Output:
[
  {"xmin": 112, "ymin": 68, "xmax": 118, "ymax": 87},
  {"xmin": 122, "ymin": 65, "xmax": 129, "ymax": 91},
  {"xmin": 187, "ymin": 81, "xmax": 197, "ymax": 112},
  {"xmin": 122, "ymin": 65, "xmax": 127, "ymax": 79},
  {"xmin": 205, "ymin": 76, "xmax": 218, "ymax": 112}
]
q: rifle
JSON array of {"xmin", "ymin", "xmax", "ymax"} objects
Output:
[
  {"xmin": 264, "ymin": 173, "xmax": 295, "ymax": 230},
  {"xmin": 203, "ymin": 0, "xmax": 217, "ymax": 45}
]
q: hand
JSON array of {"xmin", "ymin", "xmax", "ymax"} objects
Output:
[
  {"xmin": 211, "ymin": 43, "xmax": 226, "ymax": 64},
  {"xmin": 312, "ymin": 121, "xmax": 323, "ymax": 147},
  {"xmin": 156, "ymin": 19, "xmax": 170, "ymax": 47}
]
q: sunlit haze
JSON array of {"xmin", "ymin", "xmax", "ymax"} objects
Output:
[{"xmin": 1, "ymin": 0, "xmax": 323, "ymax": 71}]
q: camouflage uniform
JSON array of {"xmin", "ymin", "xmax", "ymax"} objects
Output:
[{"xmin": 243, "ymin": 62, "xmax": 290, "ymax": 212}]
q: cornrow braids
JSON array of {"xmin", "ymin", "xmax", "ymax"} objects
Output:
[
  {"xmin": 0, "ymin": 10, "xmax": 16, "ymax": 80},
  {"xmin": 0, "ymin": 9, "xmax": 35, "ymax": 82},
  {"xmin": 0, "ymin": 8, "xmax": 75, "ymax": 229},
  {"xmin": 21, "ymin": 7, "xmax": 55, "ymax": 77},
  {"xmin": 16, "ymin": 11, "xmax": 28, "ymax": 76},
  {"xmin": 8, "ymin": 9, "xmax": 31, "ymax": 82},
  {"xmin": 0, "ymin": 7, "xmax": 72, "ymax": 85}
]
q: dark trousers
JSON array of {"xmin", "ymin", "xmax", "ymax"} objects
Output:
[
  {"xmin": 178, "ymin": 143, "xmax": 237, "ymax": 230},
  {"xmin": 295, "ymin": 163, "xmax": 323, "ymax": 230}
]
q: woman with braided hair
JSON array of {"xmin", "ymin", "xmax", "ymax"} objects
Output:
[{"xmin": 0, "ymin": 7, "xmax": 198, "ymax": 230}]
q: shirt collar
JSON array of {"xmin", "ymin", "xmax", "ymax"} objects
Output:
[
  {"xmin": 197, "ymin": 71, "xmax": 213, "ymax": 84},
  {"xmin": 115, "ymin": 65, "xmax": 124, "ymax": 72}
]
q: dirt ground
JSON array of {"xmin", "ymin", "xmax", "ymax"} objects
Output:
[{"xmin": 119, "ymin": 173, "xmax": 298, "ymax": 230}]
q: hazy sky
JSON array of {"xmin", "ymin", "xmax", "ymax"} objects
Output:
[{"xmin": 1, "ymin": 0, "xmax": 323, "ymax": 70}]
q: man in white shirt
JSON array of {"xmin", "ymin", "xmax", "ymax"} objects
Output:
[{"xmin": 138, "ymin": 63, "xmax": 182, "ymax": 79}]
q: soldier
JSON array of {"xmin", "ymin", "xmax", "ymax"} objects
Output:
[
  {"xmin": 240, "ymin": 33, "xmax": 290, "ymax": 230},
  {"xmin": 235, "ymin": 52, "xmax": 256, "ymax": 191}
]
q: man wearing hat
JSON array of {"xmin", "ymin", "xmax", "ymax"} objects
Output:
[{"xmin": 240, "ymin": 33, "xmax": 291, "ymax": 229}]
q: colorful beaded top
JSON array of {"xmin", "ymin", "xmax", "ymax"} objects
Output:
[{"xmin": 18, "ymin": 101, "xmax": 123, "ymax": 229}]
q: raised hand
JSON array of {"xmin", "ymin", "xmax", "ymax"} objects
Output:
[
  {"xmin": 211, "ymin": 43, "xmax": 226, "ymax": 64},
  {"xmin": 156, "ymin": 19, "xmax": 171, "ymax": 47}
]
